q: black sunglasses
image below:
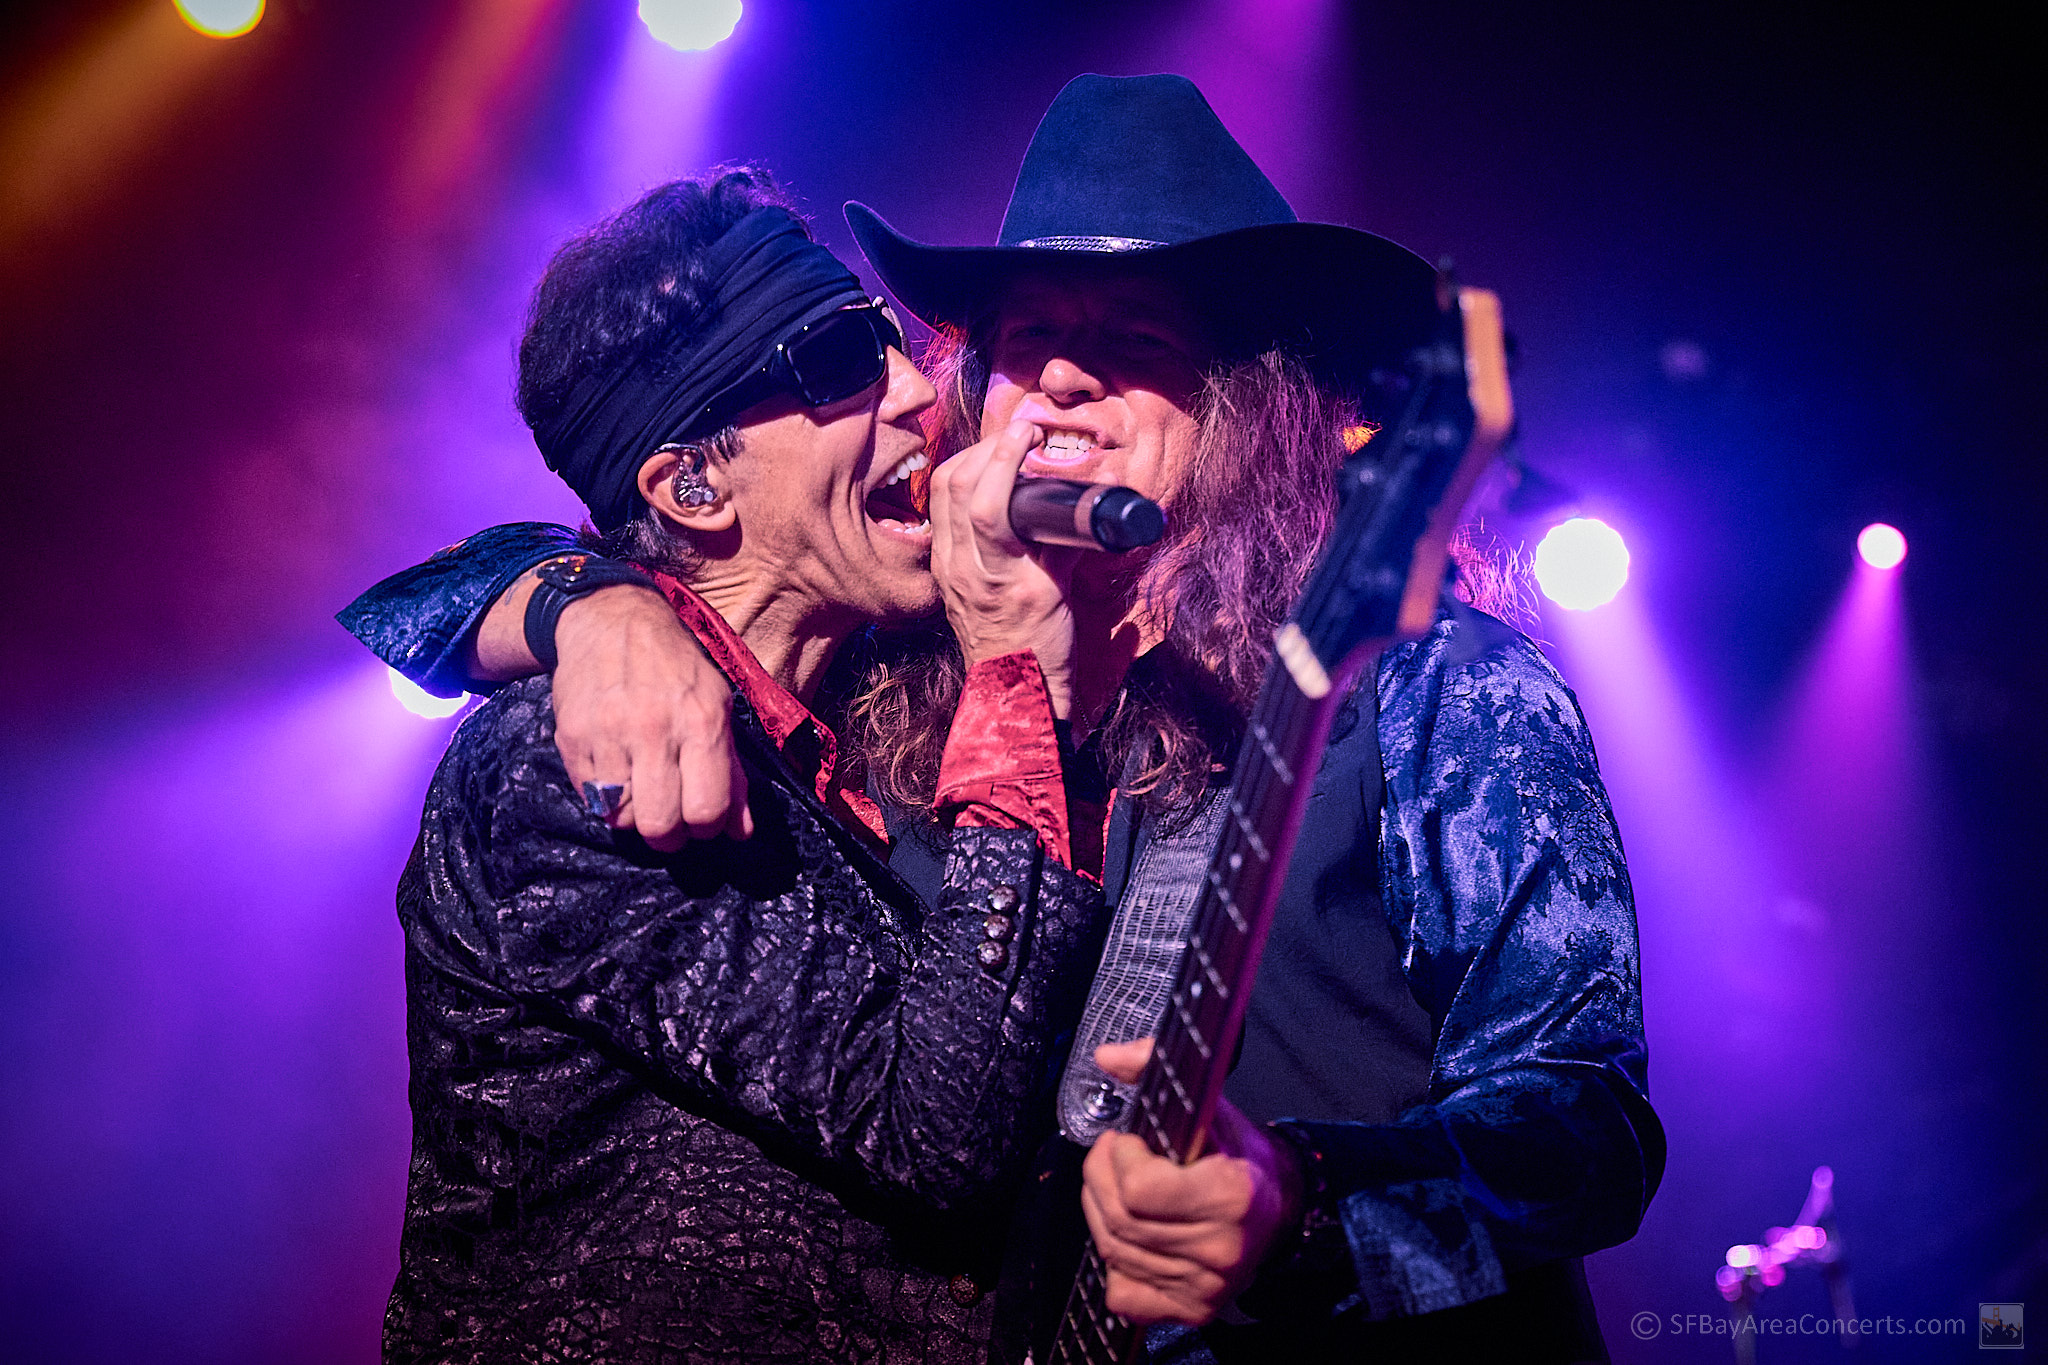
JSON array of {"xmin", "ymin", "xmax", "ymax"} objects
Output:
[{"xmin": 679, "ymin": 299, "xmax": 905, "ymax": 440}]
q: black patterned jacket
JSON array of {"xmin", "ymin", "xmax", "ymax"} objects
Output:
[{"xmin": 386, "ymin": 673, "xmax": 1103, "ymax": 1364}]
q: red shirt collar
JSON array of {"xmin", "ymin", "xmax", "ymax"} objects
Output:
[{"xmin": 647, "ymin": 569, "xmax": 888, "ymax": 847}]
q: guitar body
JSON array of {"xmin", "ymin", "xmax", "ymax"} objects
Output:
[{"xmin": 1042, "ymin": 283, "xmax": 1515, "ymax": 1365}]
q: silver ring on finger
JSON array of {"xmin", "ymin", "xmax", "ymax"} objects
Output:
[{"xmin": 581, "ymin": 781, "xmax": 628, "ymax": 820}]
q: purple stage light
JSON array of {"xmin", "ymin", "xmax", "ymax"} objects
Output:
[
  {"xmin": 1534, "ymin": 517, "xmax": 1631, "ymax": 610},
  {"xmin": 640, "ymin": 0, "xmax": 743, "ymax": 52},
  {"xmin": 1857, "ymin": 521, "xmax": 1907, "ymax": 570},
  {"xmin": 1763, "ymin": 526, "xmax": 1929, "ymax": 941},
  {"xmin": 584, "ymin": 2, "xmax": 737, "ymax": 212},
  {"xmin": 388, "ymin": 667, "xmax": 468, "ymax": 719}
]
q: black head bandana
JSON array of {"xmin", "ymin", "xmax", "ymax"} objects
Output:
[{"xmin": 532, "ymin": 207, "xmax": 868, "ymax": 531}]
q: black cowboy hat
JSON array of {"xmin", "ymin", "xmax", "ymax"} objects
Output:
[{"xmin": 845, "ymin": 73, "xmax": 1439, "ymax": 385}]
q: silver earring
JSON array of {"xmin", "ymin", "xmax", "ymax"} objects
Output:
[{"xmin": 660, "ymin": 443, "xmax": 718, "ymax": 507}]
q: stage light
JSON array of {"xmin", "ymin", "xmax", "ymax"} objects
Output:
[
  {"xmin": 173, "ymin": 0, "xmax": 264, "ymax": 39},
  {"xmin": 639, "ymin": 0, "xmax": 743, "ymax": 52},
  {"xmin": 1857, "ymin": 522, "xmax": 1906, "ymax": 570},
  {"xmin": 1534, "ymin": 517, "xmax": 1631, "ymax": 610},
  {"xmin": 388, "ymin": 668, "xmax": 468, "ymax": 720}
]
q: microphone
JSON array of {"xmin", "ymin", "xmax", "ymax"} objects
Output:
[{"xmin": 1008, "ymin": 478, "xmax": 1166, "ymax": 552}]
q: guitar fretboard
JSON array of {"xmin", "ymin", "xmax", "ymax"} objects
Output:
[
  {"xmin": 1047, "ymin": 667, "xmax": 1347, "ymax": 1365},
  {"xmin": 1125, "ymin": 668, "xmax": 1332, "ymax": 1165}
]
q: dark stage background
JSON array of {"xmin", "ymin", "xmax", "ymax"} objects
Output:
[{"xmin": 1, "ymin": 2, "xmax": 2040, "ymax": 1361}]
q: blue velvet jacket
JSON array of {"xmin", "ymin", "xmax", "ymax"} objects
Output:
[{"xmin": 340, "ymin": 524, "xmax": 1664, "ymax": 1363}]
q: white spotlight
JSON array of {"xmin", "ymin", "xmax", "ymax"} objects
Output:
[
  {"xmin": 1856, "ymin": 522, "xmax": 1907, "ymax": 570},
  {"xmin": 389, "ymin": 668, "xmax": 469, "ymax": 720},
  {"xmin": 639, "ymin": 0, "xmax": 744, "ymax": 52},
  {"xmin": 1534, "ymin": 517, "xmax": 1631, "ymax": 610},
  {"xmin": 174, "ymin": 0, "xmax": 264, "ymax": 38}
]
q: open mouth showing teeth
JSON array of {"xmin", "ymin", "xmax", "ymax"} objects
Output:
[
  {"xmin": 865, "ymin": 450, "xmax": 931, "ymax": 527},
  {"xmin": 1040, "ymin": 431, "xmax": 1098, "ymax": 459}
]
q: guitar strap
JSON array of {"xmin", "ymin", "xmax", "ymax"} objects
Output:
[
  {"xmin": 1054, "ymin": 779, "xmax": 1231, "ymax": 1145},
  {"xmin": 1051, "ymin": 662, "xmax": 1387, "ymax": 1144}
]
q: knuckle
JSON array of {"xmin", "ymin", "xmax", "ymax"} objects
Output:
[{"xmin": 680, "ymin": 796, "xmax": 728, "ymax": 828}]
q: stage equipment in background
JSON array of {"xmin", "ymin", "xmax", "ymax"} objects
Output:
[
  {"xmin": 388, "ymin": 667, "xmax": 469, "ymax": 720},
  {"xmin": 1714, "ymin": 1166, "xmax": 1855, "ymax": 1364},
  {"xmin": 1856, "ymin": 521, "xmax": 1907, "ymax": 570},
  {"xmin": 173, "ymin": 0, "xmax": 263, "ymax": 39},
  {"xmin": 1534, "ymin": 515, "xmax": 1630, "ymax": 610},
  {"xmin": 639, "ymin": 0, "xmax": 743, "ymax": 52}
]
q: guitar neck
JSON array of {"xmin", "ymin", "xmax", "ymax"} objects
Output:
[
  {"xmin": 1048, "ymin": 668, "xmax": 1345, "ymax": 1365},
  {"xmin": 1125, "ymin": 665, "xmax": 1347, "ymax": 1164}
]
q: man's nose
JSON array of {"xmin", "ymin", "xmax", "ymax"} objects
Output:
[
  {"xmin": 881, "ymin": 347, "xmax": 937, "ymax": 418},
  {"xmin": 1039, "ymin": 354, "xmax": 1105, "ymax": 404}
]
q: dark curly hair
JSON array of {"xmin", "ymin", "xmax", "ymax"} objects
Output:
[{"xmin": 517, "ymin": 167, "xmax": 799, "ymax": 574}]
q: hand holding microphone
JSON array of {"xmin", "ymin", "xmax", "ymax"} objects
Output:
[
  {"xmin": 928, "ymin": 420, "xmax": 1165, "ymax": 719},
  {"xmin": 910, "ymin": 421, "xmax": 1166, "ymax": 551}
]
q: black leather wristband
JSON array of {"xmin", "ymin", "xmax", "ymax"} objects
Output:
[{"xmin": 522, "ymin": 553, "xmax": 658, "ymax": 671}]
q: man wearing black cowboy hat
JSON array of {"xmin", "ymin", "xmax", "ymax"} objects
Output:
[{"xmin": 346, "ymin": 74, "xmax": 1661, "ymax": 1363}]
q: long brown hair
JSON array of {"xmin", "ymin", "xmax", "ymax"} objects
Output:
[{"xmin": 847, "ymin": 325, "xmax": 1359, "ymax": 822}]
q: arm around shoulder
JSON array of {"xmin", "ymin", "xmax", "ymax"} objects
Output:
[{"xmin": 408, "ymin": 681, "xmax": 1103, "ymax": 1212}]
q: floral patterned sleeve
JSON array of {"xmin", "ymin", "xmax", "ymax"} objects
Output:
[
  {"xmin": 935, "ymin": 652, "xmax": 1072, "ymax": 871},
  {"xmin": 1260, "ymin": 613, "xmax": 1665, "ymax": 1321}
]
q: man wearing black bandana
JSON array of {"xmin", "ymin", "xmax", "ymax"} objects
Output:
[{"xmin": 373, "ymin": 170, "xmax": 1109, "ymax": 1363}]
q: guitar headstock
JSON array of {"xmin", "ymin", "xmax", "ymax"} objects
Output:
[{"xmin": 1274, "ymin": 283, "xmax": 1515, "ymax": 700}]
